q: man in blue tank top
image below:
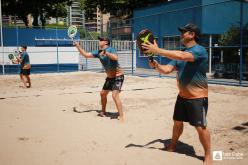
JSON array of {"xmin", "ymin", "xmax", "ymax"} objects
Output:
[
  {"xmin": 74, "ymin": 37, "xmax": 124, "ymax": 122},
  {"xmin": 142, "ymin": 23, "xmax": 212, "ymax": 164}
]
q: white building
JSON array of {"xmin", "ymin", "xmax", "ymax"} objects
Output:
[
  {"xmin": 67, "ymin": 0, "xmax": 85, "ymax": 27},
  {"xmin": 85, "ymin": 7, "xmax": 110, "ymax": 33}
]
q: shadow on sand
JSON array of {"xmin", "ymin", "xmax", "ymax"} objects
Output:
[
  {"xmin": 125, "ymin": 138, "xmax": 203, "ymax": 161},
  {"xmin": 72, "ymin": 107, "xmax": 119, "ymax": 119}
]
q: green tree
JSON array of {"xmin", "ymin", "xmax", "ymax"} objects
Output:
[
  {"xmin": 219, "ymin": 23, "xmax": 248, "ymax": 46},
  {"xmin": 2, "ymin": 0, "xmax": 29, "ymax": 26},
  {"xmin": 45, "ymin": 1, "xmax": 71, "ymax": 25},
  {"xmin": 2, "ymin": 0, "xmax": 72, "ymax": 27},
  {"xmin": 218, "ymin": 24, "xmax": 248, "ymax": 63},
  {"xmin": 84, "ymin": 0, "xmax": 169, "ymax": 19}
]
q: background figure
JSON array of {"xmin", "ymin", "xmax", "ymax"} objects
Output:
[
  {"xmin": 12, "ymin": 45, "xmax": 31, "ymax": 88},
  {"xmin": 74, "ymin": 37, "xmax": 125, "ymax": 122}
]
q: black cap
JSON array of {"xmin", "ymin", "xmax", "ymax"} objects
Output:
[
  {"xmin": 21, "ymin": 45, "xmax": 27, "ymax": 49},
  {"xmin": 98, "ymin": 36, "xmax": 110, "ymax": 45},
  {"xmin": 178, "ymin": 23, "xmax": 200, "ymax": 38}
]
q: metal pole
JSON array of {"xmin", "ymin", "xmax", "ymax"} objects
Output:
[
  {"xmin": 16, "ymin": 25, "xmax": 19, "ymax": 48},
  {"xmin": 209, "ymin": 35, "xmax": 212, "ymax": 74},
  {"xmin": 239, "ymin": 1, "xmax": 243, "ymax": 85},
  {"xmin": 0, "ymin": 0, "xmax": 4, "ymax": 75},
  {"xmin": 158, "ymin": 14, "xmax": 162, "ymax": 78},
  {"xmin": 16, "ymin": 25, "xmax": 20, "ymax": 73},
  {"xmin": 69, "ymin": 6, "xmax": 72, "ymax": 26},
  {"xmin": 56, "ymin": 27, "xmax": 59, "ymax": 72},
  {"xmin": 131, "ymin": 19, "xmax": 134, "ymax": 75},
  {"xmin": 109, "ymin": 19, "xmax": 112, "ymax": 44},
  {"xmin": 100, "ymin": 12, "xmax": 103, "ymax": 37}
]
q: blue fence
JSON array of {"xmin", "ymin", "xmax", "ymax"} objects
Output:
[
  {"xmin": 0, "ymin": 64, "xmax": 78, "ymax": 74},
  {"xmin": 2, "ymin": 27, "xmax": 80, "ymax": 46}
]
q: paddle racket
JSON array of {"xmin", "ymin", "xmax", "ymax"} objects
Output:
[
  {"xmin": 68, "ymin": 25, "xmax": 78, "ymax": 40},
  {"xmin": 8, "ymin": 54, "xmax": 15, "ymax": 60},
  {"xmin": 8, "ymin": 50, "xmax": 20, "ymax": 62},
  {"xmin": 136, "ymin": 29, "xmax": 155, "ymax": 61}
]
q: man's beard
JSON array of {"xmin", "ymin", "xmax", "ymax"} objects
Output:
[{"xmin": 181, "ymin": 37, "xmax": 194, "ymax": 45}]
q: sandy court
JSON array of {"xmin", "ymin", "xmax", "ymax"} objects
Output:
[{"xmin": 0, "ymin": 71, "xmax": 247, "ymax": 165}]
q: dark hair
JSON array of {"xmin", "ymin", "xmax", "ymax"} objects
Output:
[
  {"xmin": 21, "ymin": 45, "xmax": 27, "ymax": 50},
  {"xmin": 98, "ymin": 36, "xmax": 110, "ymax": 45}
]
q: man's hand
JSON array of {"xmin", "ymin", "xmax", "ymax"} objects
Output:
[
  {"xmin": 149, "ymin": 59, "xmax": 159, "ymax": 69},
  {"xmin": 16, "ymin": 55, "xmax": 21, "ymax": 62},
  {"xmin": 142, "ymin": 40, "xmax": 159, "ymax": 54},
  {"xmin": 99, "ymin": 50, "xmax": 106, "ymax": 56},
  {"xmin": 73, "ymin": 41, "xmax": 80, "ymax": 47}
]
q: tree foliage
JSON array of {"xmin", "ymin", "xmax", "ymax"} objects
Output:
[
  {"xmin": 2, "ymin": 0, "xmax": 72, "ymax": 27},
  {"xmin": 84, "ymin": 0, "xmax": 169, "ymax": 19},
  {"xmin": 2, "ymin": 0, "xmax": 170, "ymax": 27},
  {"xmin": 219, "ymin": 24, "xmax": 248, "ymax": 46},
  {"xmin": 219, "ymin": 25, "xmax": 240, "ymax": 46},
  {"xmin": 218, "ymin": 23, "xmax": 248, "ymax": 63}
]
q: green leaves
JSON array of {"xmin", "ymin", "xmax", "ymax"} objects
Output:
[
  {"xmin": 2, "ymin": 0, "xmax": 171, "ymax": 27},
  {"xmin": 219, "ymin": 24, "xmax": 248, "ymax": 46},
  {"xmin": 84, "ymin": 0, "xmax": 169, "ymax": 18},
  {"xmin": 2, "ymin": 0, "xmax": 72, "ymax": 27}
]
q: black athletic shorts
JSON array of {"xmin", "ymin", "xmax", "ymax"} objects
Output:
[
  {"xmin": 103, "ymin": 75, "xmax": 124, "ymax": 91},
  {"xmin": 20, "ymin": 69, "xmax": 30, "ymax": 75},
  {"xmin": 173, "ymin": 95, "xmax": 208, "ymax": 127}
]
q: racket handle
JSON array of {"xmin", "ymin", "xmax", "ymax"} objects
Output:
[{"xmin": 149, "ymin": 56, "xmax": 154, "ymax": 62}]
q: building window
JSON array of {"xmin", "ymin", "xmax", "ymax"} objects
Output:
[{"xmin": 163, "ymin": 35, "xmax": 182, "ymax": 50}]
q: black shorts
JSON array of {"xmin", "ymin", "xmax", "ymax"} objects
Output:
[
  {"xmin": 20, "ymin": 69, "xmax": 30, "ymax": 75},
  {"xmin": 103, "ymin": 75, "xmax": 124, "ymax": 91},
  {"xmin": 173, "ymin": 95, "xmax": 208, "ymax": 127}
]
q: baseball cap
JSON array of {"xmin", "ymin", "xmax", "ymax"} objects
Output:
[
  {"xmin": 21, "ymin": 45, "xmax": 27, "ymax": 49},
  {"xmin": 178, "ymin": 23, "xmax": 200, "ymax": 38},
  {"xmin": 98, "ymin": 36, "xmax": 110, "ymax": 45}
]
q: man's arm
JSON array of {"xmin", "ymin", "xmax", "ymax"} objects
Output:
[
  {"xmin": 12, "ymin": 55, "xmax": 21, "ymax": 64},
  {"xmin": 104, "ymin": 51, "xmax": 118, "ymax": 61},
  {"xmin": 11, "ymin": 59, "xmax": 19, "ymax": 64},
  {"xmin": 154, "ymin": 48, "xmax": 194, "ymax": 62},
  {"xmin": 74, "ymin": 42, "xmax": 94, "ymax": 58},
  {"xmin": 149, "ymin": 60, "xmax": 176, "ymax": 74},
  {"xmin": 16, "ymin": 55, "xmax": 22, "ymax": 62},
  {"xmin": 142, "ymin": 41, "xmax": 195, "ymax": 62}
]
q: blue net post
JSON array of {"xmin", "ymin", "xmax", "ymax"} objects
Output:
[
  {"xmin": 56, "ymin": 27, "xmax": 59, "ymax": 72},
  {"xmin": 239, "ymin": 1, "xmax": 244, "ymax": 85},
  {"xmin": 158, "ymin": 14, "xmax": 162, "ymax": 78},
  {"xmin": 131, "ymin": 18, "xmax": 134, "ymax": 76}
]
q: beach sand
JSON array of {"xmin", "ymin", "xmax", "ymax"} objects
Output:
[{"xmin": 0, "ymin": 71, "xmax": 247, "ymax": 165}]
